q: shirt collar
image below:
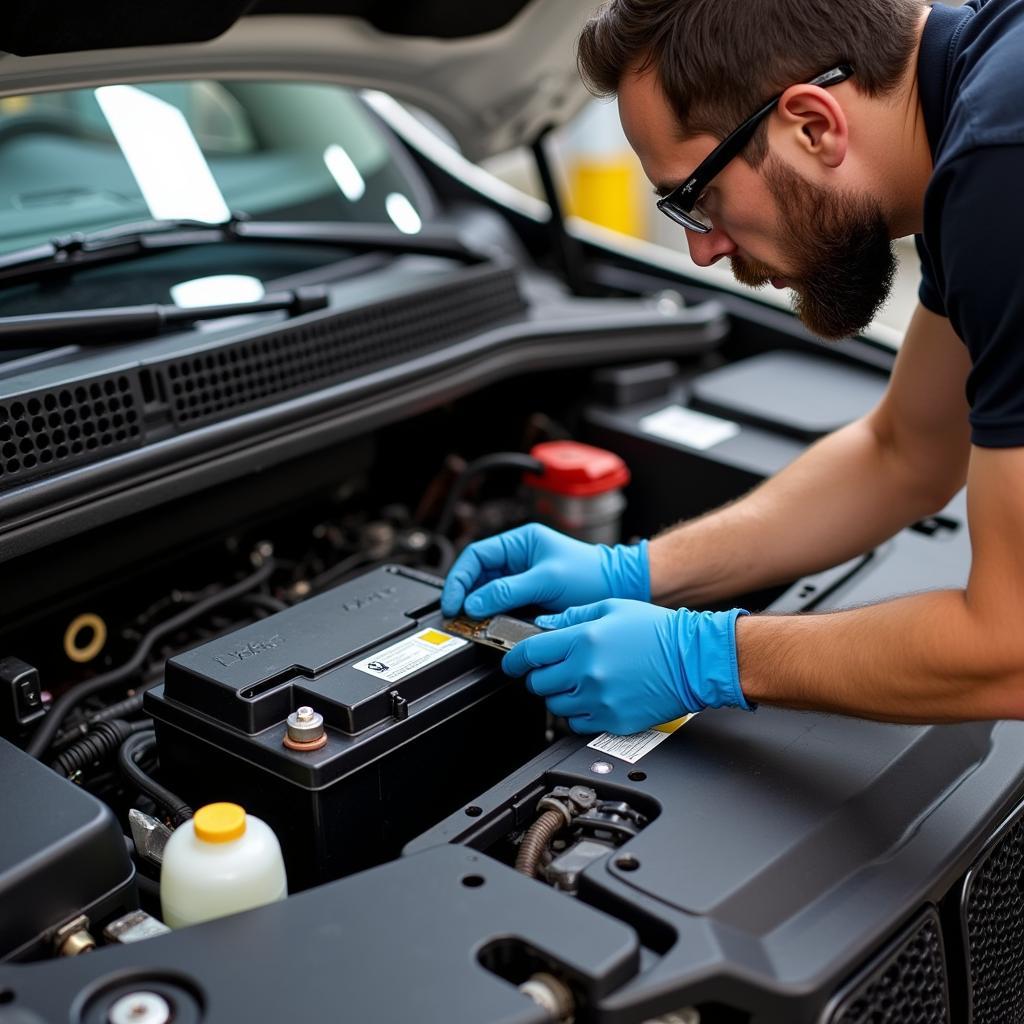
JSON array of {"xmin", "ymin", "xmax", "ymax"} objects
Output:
[{"xmin": 917, "ymin": 1, "xmax": 974, "ymax": 156}]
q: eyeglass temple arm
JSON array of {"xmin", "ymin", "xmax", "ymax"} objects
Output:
[{"xmin": 673, "ymin": 64, "xmax": 854, "ymax": 214}]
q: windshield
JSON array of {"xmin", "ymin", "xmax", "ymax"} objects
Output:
[{"xmin": 0, "ymin": 80, "xmax": 428, "ymax": 257}]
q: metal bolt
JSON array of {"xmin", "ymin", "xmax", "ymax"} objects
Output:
[
  {"xmin": 518, "ymin": 973, "xmax": 574, "ymax": 1022},
  {"xmin": 404, "ymin": 529, "xmax": 429, "ymax": 551},
  {"xmin": 287, "ymin": 705, "xmax": 323, "ymax": 739},
  {"xmin": 589, "ymin": 760, "xmax": 614, "ymax": 775},
  {"xmin": 568, "ymin": 785, "xmax": 598, "ymax": 810},
  {"xmin": 53, "ymin": 915, "xmax": 95, "ymax": 956},
  {"xmin": 58, "ymin": 928, "xmax": 95, "ymax": 956},
  {"xmin": 284, "ymin": 705, "xmax": 326, "ymax": 750},
  {"xmin": 108, "ymin": 991, "xmax": 172, "ymax": 1024},
  {"xmin": 251, "ymin": 540, "xmax": 274, "ymax": 566}
]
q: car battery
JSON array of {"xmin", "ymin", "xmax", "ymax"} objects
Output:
[{"xmin": 145, "ymin": 565, "xmax": 548, "ymax": 889}]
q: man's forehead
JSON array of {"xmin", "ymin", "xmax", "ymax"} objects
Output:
[
  {"xmin": 617, "ymin": 70, "xmax": 716, "ymax": 193},
  {"xmin": 617, "ymin": 65, "xmax": 677, "ymax": 144}
]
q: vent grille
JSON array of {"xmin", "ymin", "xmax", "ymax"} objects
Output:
[
  {"xmin": 826, "ymin": 909, "xmax": 949, "ymax": 1024},
  {"xmin": 0, "ymin": 265, "xmax": 524, "ymax": 495},
  {"xmin": 162, "ymin": 265, "xmax": 523, "ymax": 428},
  {"xmin": 0, "ymin": 376, "xmax": 142, "ymax": 489},
  {"xmin": 961, "ymin": 800, "xmax": 1024, "ymax": 1024}
]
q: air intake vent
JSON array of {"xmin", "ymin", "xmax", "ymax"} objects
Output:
[
  {"xmin": 0, "ymin": 376, "xmax": 142, "ymax": 489},
  {"xmin": 961, "ymin": 799, "xmax": 1024, "ymax": 1024},
  {"xmin": 161, "ymin": 263, "xmax": 523, "ymax": 428},
  {"xmin": 0, "ymin": 263, "xmax": 524, "ymax": 496},
  {"xmin": 825, "ymin": 908, "xmax": 949, "ymax": 1024}
]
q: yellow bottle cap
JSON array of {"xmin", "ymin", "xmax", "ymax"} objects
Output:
[{"xmin": 193, "ymin": 802, "xmax": 247, "ymax": 843}]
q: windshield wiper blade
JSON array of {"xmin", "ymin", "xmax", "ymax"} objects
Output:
[
  {"xmin": 0, "ymin": 215, "xmax": 484, "ymax": 289},
  {"xmin": 0, "ymin": 286, "xmax": 329, "ymax": 347}
]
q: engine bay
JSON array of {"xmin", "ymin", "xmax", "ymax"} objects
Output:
[{"xmin": 3, "ymin": 350, "xmax": 1023, "ymax": 1024}]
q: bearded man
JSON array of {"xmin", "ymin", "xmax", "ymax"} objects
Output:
[{"xmin": 442, "ymin": 0, "xmax": 1024, "ymax": 733}]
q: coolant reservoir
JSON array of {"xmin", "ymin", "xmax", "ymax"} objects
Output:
[
  {"xmin": 524, "ymin": 441, "xmax": 630, "ymax": 544},
  {"xmin": 160, "ymin": 802, "xmax": 287, "ymax": 929}
]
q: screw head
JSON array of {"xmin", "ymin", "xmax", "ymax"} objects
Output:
[
  {"xmin": 108, "ymin": 992, "xmax": 171, "ymax": 1024},
  {"xmin": 405, "ymin": 529, "xmax": 429, "ymax": 551},
  {"xmin": 590, "ymin": 760, "xmax": 614, "ymax": 775}
]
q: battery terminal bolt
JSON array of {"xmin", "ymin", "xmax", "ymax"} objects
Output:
[{"xmin": 283, "ymin": 705, "xmax": 327, "ymax": 751}]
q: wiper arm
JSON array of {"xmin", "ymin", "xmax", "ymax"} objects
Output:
[
  {"xmin": 0, "ymin": 215, "xmax": 484, "ymax": 289},
  {"xmin": 0, "ymin": 286, "xmax": 330, "ymax": 347}
]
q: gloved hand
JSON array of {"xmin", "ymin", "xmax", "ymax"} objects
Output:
[
  {"xmin": 501, "ymin": 599, "xmax": 751, "ymax": 735},
  {"xmin": 440, "ymin": 523, "xmax": 649, "ymax": 619}
]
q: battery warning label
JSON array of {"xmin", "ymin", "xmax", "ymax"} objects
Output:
[
  {"xmin": 352, "ymin": 628, "xmax": 468, "ymax": 684},
  {"xmin": 587, "ymin": 715, "xmax": 694, "ymax": 764}
]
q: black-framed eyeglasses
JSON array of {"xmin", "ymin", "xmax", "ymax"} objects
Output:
[{"xmin": 656, "ymin": 65, "xmax": 854, "ymax": 235}]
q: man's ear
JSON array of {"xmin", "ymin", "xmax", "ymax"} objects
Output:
[{"xmin": 774, "ymin": 84, "xmax": 849, "ymax": 168}]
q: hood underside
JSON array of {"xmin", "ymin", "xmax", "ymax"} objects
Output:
[{"xmin": 0, "ymin": 0, "xmax": 601, "ymax": 159}]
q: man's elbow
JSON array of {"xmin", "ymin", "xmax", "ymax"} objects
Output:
[
  {"xmin": 916, "ymin": 475, "xmax": 966, "ymax": 519},
  {"xmin": 960, "ymin": 613, "xmax": 1024, "ymax": 719}
]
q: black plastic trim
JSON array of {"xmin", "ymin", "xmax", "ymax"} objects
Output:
[
  {"xmin": 959, "ymin": 794, "xmax": 1024, "ymax": 1024},
  {"xmin": 820, "ymin": 906, "xmax": 950, "ymax": 1024},
  {"xmin": 0, "ymin": 300, "xmax": 726, "ymax": 561}
]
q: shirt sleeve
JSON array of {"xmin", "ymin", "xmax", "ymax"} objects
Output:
[
  {"xmin": 932, "ymin": 145, "xmax": 1024, "ymax": 447},
  {"xmin": 915, "ymin": 234, "xmax": 946, "ymax": 316}
]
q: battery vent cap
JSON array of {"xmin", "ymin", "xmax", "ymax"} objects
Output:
[{"xmin": 524, "ymin": 441, "xmax": 629, "ymax": 497}]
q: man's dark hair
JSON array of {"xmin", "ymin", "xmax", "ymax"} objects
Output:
[{"xmin": 577, "ymin": 0, "xmax": 925, "ymax": 165}]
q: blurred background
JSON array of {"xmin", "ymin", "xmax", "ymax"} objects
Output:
[
  {"xmin": 483, "ymin": 99, "xmax": 920, "ymax": 347},
  {"xmin": 479, "ymin": 0, "xmax": 970, "ymax": 348}
]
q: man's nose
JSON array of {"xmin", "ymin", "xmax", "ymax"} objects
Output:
[{"xmin": 686, "ymin": 226, "xmax": 738, "ymax": 267}]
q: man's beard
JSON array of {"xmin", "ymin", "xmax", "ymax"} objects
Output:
[{"xmin": 729, "ymin": 157, "xmax": 897, "ymax": 340}]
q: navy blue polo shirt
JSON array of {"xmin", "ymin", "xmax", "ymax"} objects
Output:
[{"xmin": 916, "ymin": 0, "xmax": 1024, "ymax": 447}]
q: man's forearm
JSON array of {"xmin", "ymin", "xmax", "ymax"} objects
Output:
[
  {"xmin": 737, "ymin": 589, "xmax": 1024, "ymax": 722},
  {"xmin": 648, "ymin": 415, "xmax": 957, "ymax": 606}
]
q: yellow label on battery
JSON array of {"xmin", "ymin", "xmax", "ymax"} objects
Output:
[
  {"xmin": 653, "ymin": 715, "xmax": 694, "ymax": 734},
  {"xmin": 419, "ymin": 629, "xmax": 453, "ymax": 646}
]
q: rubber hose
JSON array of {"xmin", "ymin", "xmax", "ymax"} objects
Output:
[
  {"xmin": 88, "ymin": 691, "xmax": 148, "ymax": 725},
  {"xmin": 118, "ymin": 729, "xmax": 193, "ymax": 827},
  {"xmin": 432, "ymin": 533, "xmax": 456, "ymax": 574},
  {"xmin": 27, "ymin": 559, "xmax": 274, "ymax": 759},
  {"xmin": 50, "ymin": 719, "xmax": 150, "ymax": 778},
  {"xmin": 514, "ymin": 809, "xmax": 566, "ymax": 878},
  {"xmin": 435, "ymin": 453, "xmax": 544, "ymax": 539}
]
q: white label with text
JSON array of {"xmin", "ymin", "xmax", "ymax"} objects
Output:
[{"xmin": 352, "ymin": 629, "xmax": 467, "ymax": 684}]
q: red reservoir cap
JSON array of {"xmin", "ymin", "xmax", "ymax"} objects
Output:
[{"xmin": 525, "ymin": 441, "xmax": 630, "ymax": 497}]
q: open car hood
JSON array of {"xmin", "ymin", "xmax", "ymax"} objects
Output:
[{"xmin": 0, "ymin": 0, "xmax": 600, "ymax": 160}]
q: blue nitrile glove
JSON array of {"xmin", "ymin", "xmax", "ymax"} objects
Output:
[
  {"xmin": 440, "ymin": 523, "xmax": 649, "ymax": 619},
  {"xmin": 501, "ymin": 599, "xmax": 751, "ymax": 735}
]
